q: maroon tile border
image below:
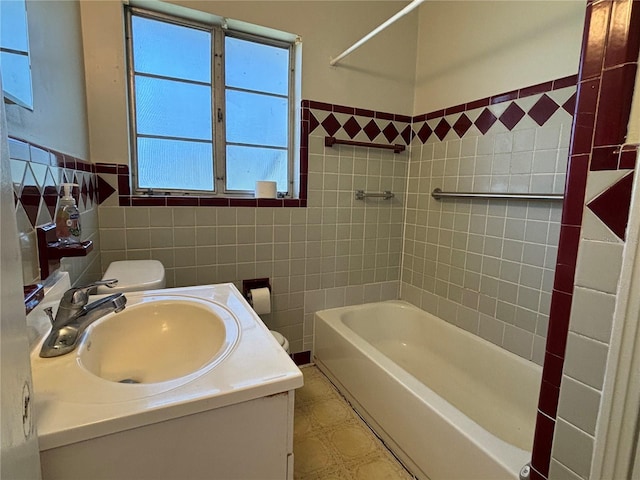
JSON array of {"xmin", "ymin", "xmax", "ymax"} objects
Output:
[
  {"xmin": 9, "ymin": 137, "xmax": 94, "ymax": 172},
  {"xmin": 308, "ymin": 74, "xmax": 577, "ymax": 149},
  {"xmin": 538, "ymin": 380, "xmax": 560, "ymax": 419},
  {"xmin": 619, "ymin": 145, "xmax": 639, "ymax": 169},
  {"xmin": 532, "ymin": 412, "xmax": 556, "ymax": 477},
  {"xmin": 305, "ymin": 99, "xmax": 409, "ymax": 123},
  {"xmin": 412, "ymin": 74, "xmax": 577, "ymax": 123}
]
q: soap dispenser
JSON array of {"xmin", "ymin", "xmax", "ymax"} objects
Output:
[{"xmin": 55, "ymin": 183, "xmax": 81, "ymax": 245}]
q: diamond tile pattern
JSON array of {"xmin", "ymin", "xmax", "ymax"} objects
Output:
[
  {"xmin": 382, "ymin": 123, "xmax": 400, "ymax": 142},
  {"xmin": 309, "ymin": 112, "xmax": 320, "ymax": 134},
  {"xmin": 416, "ymin": 122, "xmax": 433, "ymax": 143},
  {"xmin": 97, "ymin": 175, "xmax": 116, "ymax": 204},
  {"xmin": 321, "ymin": 114, "xmax": 341, "ymax": 136},
  {"xmin": 562, "ymin": 92, "xmax": 577, "ymax": 115},
  {"xmin": 400, "ymin": 125, "xmax": 414, "ymax": 144},
  {"xmin": 474, "ymin": 109, "xmax": 498, "ymax": 135},
  {"xmin": 453, "ymin": 113, "xmax": 473, "ymax": 137},
  {"xmin": 587, "ymin": 171, "xmax": 634, "ymax": 240},
  {"xmin": 499, "ymin": 103, "xmax": 526, "ymax": 130},
  {"xmin": 363, "ymin": 120, "xmax": 382, "ymax": 141},
  {"xmin": 434, "ymin": 118, "xmax": 452, "ymax": 140},
  {"xmin": 8, "ymin": 138, "xmax": 98, "ymax": 228},
  {"xmin": 342, "ymin": 116, "xmax": 361, "ymax": 139},
  {"xmin": 528, "ymin": 94, "xmax": 561, "ymax": 126},
  {"xmin": 305, "ymin": 81, "xmax": 576, "ymax": 149}
]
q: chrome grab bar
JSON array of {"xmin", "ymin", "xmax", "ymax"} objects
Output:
[
  {"xmin": 431, "ymin": 188, "xmax": 564, "ymax": 201},
  {"xmin": 355, "ymin": 190, "xmax": 395, "ymax": 200}
]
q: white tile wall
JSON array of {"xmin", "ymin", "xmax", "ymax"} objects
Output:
[
  {"xmin": 552, "ymin": 418, "xmax": 594, "ymax": 479},
  {"xmin": 557, "ymin": 376, "xmax": 600, "ymax": 435},
  {"xmin": 574, "ymin": 239, "xmax": 624, "ymax": 294},
  {"xmin": 400, "ymin": 96, "xmax": 573, "ymax": 364},
  {"xmin": 549, "ymin": 459, "xmax": 583, "ymax": 480}
]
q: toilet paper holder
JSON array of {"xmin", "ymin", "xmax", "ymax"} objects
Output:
[{"xmin": 242, "ymin": 278, "xmax": 271, "ymax": 305}]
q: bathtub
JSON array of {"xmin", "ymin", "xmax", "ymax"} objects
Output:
[{"xmin": 314, "ymin": 300, "xmax": 542, "ymax": 480}]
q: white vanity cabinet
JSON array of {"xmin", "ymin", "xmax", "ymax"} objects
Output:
[{"xmin": 40, "ymin": 391, "xmax": 296, "ymax": 480}]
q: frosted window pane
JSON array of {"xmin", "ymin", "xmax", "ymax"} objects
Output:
[
  {"xmin": 226, "ymin": 90, "xmax": 287, "ymax": 147},
  {"xmin": 137, "ymin": 138, "xmax": 214, "ymax": 191},
  {"xmin": 226, "ymin": 145, "xmax": 287, "ymax": 192},
  {"xmin": 225, "ymin": 37, "xmax": 288, "ymax": 96},
  {"xmin": 132, "ymin": 15, "xmax": 211, "ymax": 83},
  {"xmin": 1, "ymin": 0, "xmax": 29, "ymax": 51},
  {"xmin": 0, "ymin": 52, "xmax": 32, "ymax": 106},
  {"xmin": 135, "ymin": 76, "xmax": 212, "ymax": 140}
]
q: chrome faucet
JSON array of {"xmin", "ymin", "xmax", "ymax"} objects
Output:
[{"xmin": 39, "ymin": 279, "xmax": 127, "ymax": 358}]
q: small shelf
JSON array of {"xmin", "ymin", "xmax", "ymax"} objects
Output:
[
  {"xmin": 325, "ymin": 136, "xmax": 405, "ymax": 154},
  {"xmin": 36, "ymin": 223, "xmax": 93, "ymax": 280},
  {"xmin": 46, "ymin": 240, "xmax": 94, "ymax": 260}
]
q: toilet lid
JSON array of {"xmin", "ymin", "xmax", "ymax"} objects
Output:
[
  {"xmin": 270, "ymin": 331, "xmax": 285, "ymax": 346},
  {"xmin": 99, "ymin": 260, "xmax": 165, "ymax": 293}
]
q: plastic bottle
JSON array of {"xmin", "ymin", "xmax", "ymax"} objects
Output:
[{"xmin": 55, "ymin": 183, "xmax": 81, "ymax": 244}]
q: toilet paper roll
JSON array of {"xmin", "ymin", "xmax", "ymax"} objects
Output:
[
  {"xmin": 250, "ymin": 287, "xmax": 271, "ymax": 314},
  {"xmin": 255, "ymin": 181, "xmax": 277, "ymax": 199}
]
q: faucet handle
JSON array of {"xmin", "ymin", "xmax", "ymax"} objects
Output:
[
  {"xmin": 63, "ymin": 279, "xmax": 120, "ymax": 306},
  {"xmin": 43, "ymin": 307, "xmax": 54, "ymax": 325},
  {"xmin": 97, "ymin": 279, "xmax": 118, "ymax": 289}
]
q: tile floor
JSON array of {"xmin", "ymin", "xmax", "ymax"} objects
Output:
[{"xmin": 294, "ymin": 366, "xmax": 414, "ymax": 480}]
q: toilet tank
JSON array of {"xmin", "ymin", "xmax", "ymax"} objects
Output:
[{"xmin": 97, "ymin": 260, "xmax": 166, "ymax": 293}]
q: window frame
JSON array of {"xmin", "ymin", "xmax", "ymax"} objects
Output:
[{"xmin": 124, "ymin": 6, "xmax": 296, "ymax": 198}]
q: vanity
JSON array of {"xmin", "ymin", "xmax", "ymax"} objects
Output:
[{"xmin": 27, "ymin": 273, "xmax": 303, "ymax": 480}]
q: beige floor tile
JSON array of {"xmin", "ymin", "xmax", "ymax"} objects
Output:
[
  {"xmin": 294, "ymin": 366, "xmax": 414, "ymax": 480},
  {"xmin": 294, "ymin": 434, "xmax": 336, "ymax": 476},
  {"xmin": 307, "ymin": 396, "xmax": 354, "ymax": 428},
  {"xmin": 328, "ymin": 423, "xmax": 378, "ymax": 460},
  {"xmin": 351, "ymin": 458, "xmax": 414, "ymax": 480}
]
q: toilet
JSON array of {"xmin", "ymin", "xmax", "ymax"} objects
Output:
[
  {"xmin": 97, "ymin": 260, "xmax": 166, "ymax": 294},
  {"xmin": 270, "ymin": 330, "xmax": 290, "ymax": 354}
]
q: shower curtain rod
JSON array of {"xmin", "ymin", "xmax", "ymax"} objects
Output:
[{"xmin": 329, "ymin": 0, "xmax": 426, "ymax": 66}]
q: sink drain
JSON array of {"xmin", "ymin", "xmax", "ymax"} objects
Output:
[{"xmin": 118, "ymin": 378, "xmax": 141, "ymax": 384}]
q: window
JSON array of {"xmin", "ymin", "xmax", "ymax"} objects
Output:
[
  {"xmin": 0, "ymin": 0, "xmax": 33, "ymax": 109},
  {"xmin": 125, "ymin": 7, "xmax": 296, "ymax": 197}
]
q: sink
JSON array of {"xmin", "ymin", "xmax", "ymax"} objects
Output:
[
  {"xmin": 77, "ymin": 295, "xmax": 240, "ymax": 384},
  {"xmin": 29, "ymin": 282, "xmax": 303, "ymax": 459}
]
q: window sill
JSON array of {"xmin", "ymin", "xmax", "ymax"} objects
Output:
[
  {"xmin": 95, "ymin": 163, "xmax": 308, "ymax": 208},
  {"xmin": 118, "ymin": 195, "xmax": 307, "ymax": 208}
]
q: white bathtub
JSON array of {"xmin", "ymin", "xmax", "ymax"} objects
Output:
[{"xmin": 314, "ymin": 300, "xmax": 542, "ymax": 480}]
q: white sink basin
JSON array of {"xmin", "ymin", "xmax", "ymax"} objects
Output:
[{"xmin": 77, "ymin": 295, "xmax": 240, "ymax": 384}]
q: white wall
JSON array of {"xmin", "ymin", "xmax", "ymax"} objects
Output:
[
  {"xmin": 6, "ymin": 0, "xmax": 89, "ymax": 159},
  {"xmin": 413, "ymin": 0, "xmax": 585, "ymax": 114},
  {"xmin": 80, "ymin": 0, "xmax": 419, "ymax": 166}
]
